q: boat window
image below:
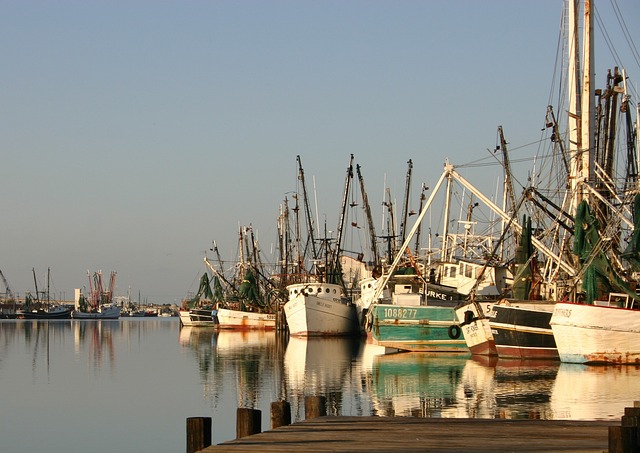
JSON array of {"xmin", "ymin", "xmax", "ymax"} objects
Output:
[
  {"xmin": 450, "ymin": 267, "xmax": 456, "ymax": 278},
  {"xmin": 325, "ymin": 288, "xmax": 330, "ymax": 293},
  {"xmin": 317, "ymin": 287, "xmax": 322, "ymax": 293}
]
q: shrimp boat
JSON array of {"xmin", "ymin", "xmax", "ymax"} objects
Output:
[
  {"xmin": 18, "ymin": 268, "xmax": 72, "ymax": 319},
  {"xmin": 203, "ymin": 230, "xmax": 280, "ymax": 331},
  {"xmin": 364, "ymin": 166, "xmax": 512, "ymax": 353},
  {"xmin": 448, "ymin": 0, "xmax": 640, "ymax": 363},
  {"xmin": 71, "ymin": 271, "xmax": 121, "ymax": 319},
  {"xmin": 179, "ymin": 272, "xmax": 216, "ymax": 327},
  {"xmin": 282, "ymin": 155, "xmax": 360, "ymax": 336}
]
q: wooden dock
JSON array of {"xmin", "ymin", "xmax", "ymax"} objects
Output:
[{"xmin": 200, "ymin": 416, "xmax": 615, "ymax": 452}]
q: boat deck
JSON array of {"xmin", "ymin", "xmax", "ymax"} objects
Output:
[{"xmin": 201, "ymin": 416, "xmax": 615, "ymax": 452}]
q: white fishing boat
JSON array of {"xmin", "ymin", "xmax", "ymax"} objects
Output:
[
  {"xmin": 179, "ymin": 272, "xmax": 217, "ymax": 327},
  {"xmin": 546, "ymin": 0, "xmax": 640, "ymax": 364},
  {"xmin": 179, "ymin": 309, "xmax": 193, "ymax": 326},
  {"xmin": 72, "ymin": 303, "xmax": 121, "ymax": 320},
  {"xmin": 282, "ymin": 156, "xmax": 364, "ymax": 337},
  {"xmin": 216, "ymin": 307, "xmax": 276, "ymax": 330},
  {"xmin": 551, "ymin": 296, "xmax": 640, "ymax": 364},
  {"xmin": 203, "ymin": 248, "xmax": 281, "ymax": 331},
  {"xmin": 284, "ymin": 282, "xmax": 359, "ymax": 336},
  {"xmin": 455, "ymin": 301, "xmax": 496, "ymax": 356},
  {"xmin": 71, "ymin": 271, "xmax": 121, "ymax": 319}
]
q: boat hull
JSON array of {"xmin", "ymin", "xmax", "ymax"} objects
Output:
[
  {"xmin": 455, "ymin": 302, "xmax": 497, "ymax": 356},
  {"xmin": 490, "ymin": 302, "xmax": 558, "ymax": 360},
  {"xmin": 369, "ymin": 304, "xmax": 469, "ymax": 353},
  {"xmin": 216, "ymin": 308, "xmax": 276, "ymax": 330},
  {"xmin": 550, "ymin": 302, "xmax": 640, "ymax": 364},
  {"xmin": 179, "ymin": 309, "xmax": 193, "ymax": 326},
  {"xmin": 72, "ymin": 305, "xmax": 121, "ymax": 319},
  {"xmin": 284, "ymin": 283, "xmax": 358, "ymax": 336},
  {"xmin": 20, "ymin": 308, "xmax": 72, "ymax": 319},
  {"xmin": 188, "ymin": 308, "xmax": 216, "ymax": 327}
]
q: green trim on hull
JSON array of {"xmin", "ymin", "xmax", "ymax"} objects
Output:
[{"xmin": 370, "ymin": 304, "xmax": 470, "ymax": 354}]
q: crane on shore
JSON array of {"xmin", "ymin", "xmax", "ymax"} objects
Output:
[{"xmin": 0, "ymin": 270, "xmax": 15, "ymax": 300}]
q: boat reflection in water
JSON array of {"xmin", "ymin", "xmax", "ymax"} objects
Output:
[
  {"xmin": 482, "ymin": 357, "xmax": 559, "ymax": 420},
  {"xmin": 368, "ymin": 353, "xmax": 468, "ymax": 417},
  {"xmin": 178, "ymin": 329, "xmax": 640, "ymax": 428},
  {"xmin": 551, "ymin": 363, "xmax": 640, "ymax": 420},
  {"xmin": 284, "ymin": 336, "xmax": 361, "ymax": 418}
]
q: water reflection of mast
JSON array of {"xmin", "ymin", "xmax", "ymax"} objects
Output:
[{"xmin": 72, "ymin": 320, "xmax": 116, "ymax": 371}]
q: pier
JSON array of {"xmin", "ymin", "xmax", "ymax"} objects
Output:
[{"xmin": 188, "ymin": 398, "xmax": 640, "ymax": 452}]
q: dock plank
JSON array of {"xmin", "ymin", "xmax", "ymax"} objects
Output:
[{"xmin": 201, "ymin": 416, "xmax": 614, "ymax": 452}]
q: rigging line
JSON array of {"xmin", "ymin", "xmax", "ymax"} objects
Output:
[
  {"xmin": 595, "ymin": 3, "xmax": 639, "ymax": 101},
  {"xmin": 547, "ymin": 2, "xmax": 566, "ymax": 111},
  {"xmin": 609, "ymin": 0, "xmax": 640, "ymax": 72},
  {"xmin": 594, "ymin": 6, "xmax": 623, "ymax": 70}
]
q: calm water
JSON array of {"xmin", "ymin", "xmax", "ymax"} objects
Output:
[{"xmin": 1, "ymin": 319, "xmax": 639, "ymax": 453}]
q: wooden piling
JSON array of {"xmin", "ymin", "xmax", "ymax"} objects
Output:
[
  {"xmin": 236, "ymin": 408, "xmax": 261, "ymax": 439},
  {"xmin": 186, "ymin": 416, "xmax": 211, "ymax": 453},
  {"xmin": 609, "ymin": 404, "xmax": 640, "ymax": 452},
  {"xmin": 271, "ymin": 401, "xmax": 291, "ymax": 429},
  {"xmin": 305, "ymin": 395, "xmax": 326, "ymax": 420}
]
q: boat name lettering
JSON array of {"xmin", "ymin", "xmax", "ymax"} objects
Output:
[
  {"xmin": 555, "ymin": 308, "xmax": 572, "ymax": 318},
  {"xmin": 384, "ymin": 308, "xmax": 418, "ymax": 319},
  {"xmin": 465, "ymin": 323, "xmax": 479, "ymax": 335},
  {"xmin": 426, "ymin": 290, "xmax": 450, "ymax": 300}
]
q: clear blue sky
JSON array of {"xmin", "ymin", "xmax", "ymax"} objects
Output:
[{"xmin": 1, "ymin": 1, "xmax": 638, "ymax": 304}]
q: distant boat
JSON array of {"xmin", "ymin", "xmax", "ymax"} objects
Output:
[
  {"xmin": 20, "ymin": 305, "xmax": 73, "ymax": 319},
  {"xmin": 18, "ymin": 268, "xmax": 72, "ymax": 320},
  {"xmin": 72, "ymin": 303, "xmax": 121, "ymax": 320},
  {"xmin": 203, "ymin": 231, "xmax": 282, "ymax": 331},
  {"xmin": 179, "ymin": 273, "xmax": 216, "ymax": 327},
  {"xmin": 71, "ymin": 271, "xmax": 121, "ymax": 320}
]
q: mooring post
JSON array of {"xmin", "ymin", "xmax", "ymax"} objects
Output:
[
  {"xmin": 609, "ymin": 405, "xmax": 640, "ymax": 453},
  {"xmin": 271, "ymin": 400, "xmax": 291, "ymax": 429},
  {"xmin": 186, "ymin": 417, "xmax": 211, "ymax": 453},
  {"xmin": 305, "ymin": 395, "xmax": 327, "ymax": 420},
  {"xmin": 236, "ymin": 407, "xmax": 262, "ymax": 439}
]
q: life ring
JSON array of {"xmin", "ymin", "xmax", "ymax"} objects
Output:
[{"xmin": 448, "ymin": 324, "xmax": 461, "ymax": 339}]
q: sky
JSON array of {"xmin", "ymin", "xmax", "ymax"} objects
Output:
[{"xmin": 1, "ymin": 0, "xmax": 638, "ymax": 305}]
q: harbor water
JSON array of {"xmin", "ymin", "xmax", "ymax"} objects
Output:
[{"xmin": 1, "ymin": 318, "xmax": 639, "ymax": 453}]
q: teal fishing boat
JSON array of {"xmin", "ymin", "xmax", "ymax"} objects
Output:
[
  {"xmin": 363, "ymin": 169, "xmax": 486, "ymax": 354},
  {"xmin": 368, "ymin": 297, "xmax": 469, "ymax": 353}
]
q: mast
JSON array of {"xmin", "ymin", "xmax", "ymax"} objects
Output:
[
  {"xmin": 441, "ymin": 171, "xmax": 453, "ymax": 262},
  {"xmin": 498, "ymin": 126, "xmax": 516, "ymax": 259},
  {"xmin": 413, "ymin": 183, "xmax": 428, "ymax": 257},
  {"xmin": 297, "ymin": 155, "xmax": 318, "ymax": 260},
  {"xmin": 334, "ymin": 154, "xmax": 354, "ymax": 281},
  {"xmin": 46, "ymin": 267, "xmax": 50, "ymax": 306},
  {"xmin": 581, "ymin": 0, "xmax": 594, "ymax": 188},
  {"xmin": 356, "ymin": 164, "xmax": 379, "ymax": 265},
  {"xmin": 399, "ymin": 159, "xmax": 413, "ymax": 246},
  {"xmin": 621, "ymin": 70, "xmax": 638, "ymax": 190},
  {"xmin": 383, "ymin": 187, "xmax": 397, "ymax": 261},
  {"xmin": 568, "ymin": 0, "xmax": 585, "ymax": 209},
  {"xmin": 32, "ymin": 268, "xmax": 40, "ymax": 304}
]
